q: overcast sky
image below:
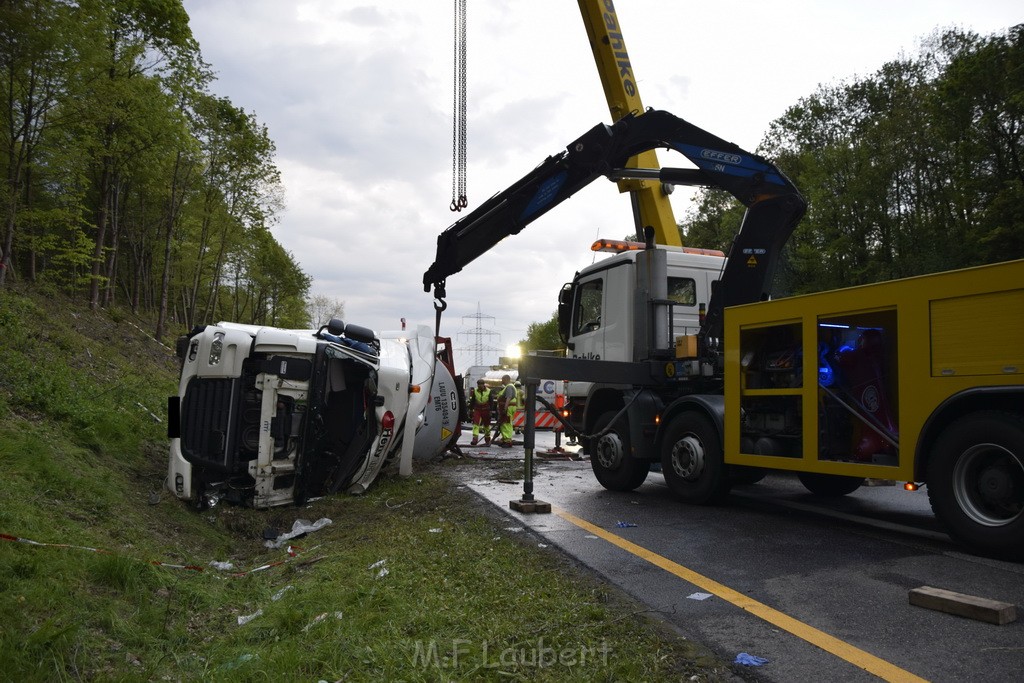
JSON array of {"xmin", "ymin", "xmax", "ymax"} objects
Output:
[{"xmin": 180, "ymin": 1, "xmax": 1020, "ymax": 370}]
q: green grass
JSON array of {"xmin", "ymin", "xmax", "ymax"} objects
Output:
[{"xmin": 0, "ymin": 288, "xmax": 734, "ymax": 681}]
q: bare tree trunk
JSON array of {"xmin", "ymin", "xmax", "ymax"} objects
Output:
[
  {"xmin": 89, "ymin": 158, "xmax": 112, "ymax": 310},
  {"xmin": 102, "ymin": 178, "xmax": 122, "ymax": 307},
  {"xmin": 156, "ymin": 150, "xmax": 192, "ymax": 341}
]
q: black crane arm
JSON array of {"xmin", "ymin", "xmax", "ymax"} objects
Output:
[{"xmin": 423, "ymin": 109, "xmax": 806, "ymax": 341}]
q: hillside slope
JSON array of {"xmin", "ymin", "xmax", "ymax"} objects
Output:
[{"xmin": 0, "ymin": 288, "xmax": 732, "ymax": 681}]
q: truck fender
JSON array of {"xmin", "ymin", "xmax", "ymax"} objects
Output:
[
  {"xmin": 580, "ymin": 385, "xmax": 658, "ymax": 458},
  {"xmin": 656, "ymin": 394, "xmax": 725, "ymax": 452},
  {"xmin": 580, "ymin": 384, "xmax": 631, "ymax": 433},
  {"xmin": 625, "ymin": 389, "xmax": 663, "ymax": 460},
  {"xmin": 915, "ymin": 386, "xmax": 1024, "ymax": 481}
]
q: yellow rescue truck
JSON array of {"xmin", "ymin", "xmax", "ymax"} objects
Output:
[{"xmin": 724, "ymin": 259, "xmax": 1023, "ymax": 556}]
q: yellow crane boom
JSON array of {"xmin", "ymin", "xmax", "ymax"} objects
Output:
[{"xmin": 578, "ymin": 0, "xmax": 682, "ymax": 246}]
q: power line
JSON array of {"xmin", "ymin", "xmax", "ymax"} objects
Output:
[{"xmin": 457, "ymin": 302, "xmax": 501, "ymax": 366}]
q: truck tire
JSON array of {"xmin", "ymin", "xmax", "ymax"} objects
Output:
[
  {"xmin": 661, "ymin": 412, "xmax": 730, "ymax": 504},
  {"xmin": 590, "ymin": 410, "xmax": 649, "ymax": 491},
  {"xmin": 797, "ymin": 473, "xmax": 864, "ymax": 497},
  {"xmin": 926, "ymin": 411, "xmax": 1024, "ymax": 560}
]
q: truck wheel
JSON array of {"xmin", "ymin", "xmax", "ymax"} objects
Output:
[
  {"xmin": 661, "ymin": 412, "xmax": 730, "ymax": 504},
  {"xmin": 797, "ymin": 473, "xmax": 864, "ymax": 497},
  {"xmin": 590, "ymin": 410, "xmax": 649, "ymax": 491},
  {"xmin": 926, "ymin": 411, "xmax": 1024, "ymax": 560}
]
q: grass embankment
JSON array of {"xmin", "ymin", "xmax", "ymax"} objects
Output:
[{"xmin": 0, "ymin": 288, "xmax": 733, "ymax": 681}]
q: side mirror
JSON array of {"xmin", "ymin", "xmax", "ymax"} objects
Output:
[{"xmin": 557, "ymin": 282, "xmax": 573, "ymax": 344}]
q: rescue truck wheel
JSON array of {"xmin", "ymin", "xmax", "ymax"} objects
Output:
[
  {"xmin": 927, "ymin": 411, "xmax": 1024, "ymax": 560},
  {"xmin": 797, "ymin": 473, "xmax": 864, "ymax": 497},
  {"xmin": 591, "ymin": 410, "xmax": 649, "ymax": 491},
  {"xmin": 661, "ymin": 412, "xmax": 730, "ymax": 504}
]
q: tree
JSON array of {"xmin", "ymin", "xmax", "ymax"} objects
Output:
[
  {"xmin": 685, "ymin": 25, "xmax": 1024, "ymax": 297},
  {"xmin": 306, "ymin": 293, "xmax": 345, "ymax": 328},
  {"xmin": 69, "ymin": 0, "xmax": 198, "ymax": 310},
  {"xmin": 0, "ymin": 0, "xmax": 78, "ymax": 286},
  {"xmin": 518, "ymin": 311, "xmax": 564, "ymax": 355}
]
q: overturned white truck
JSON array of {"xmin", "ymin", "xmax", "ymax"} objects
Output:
[{"xmin": 167, "ymin": 319, "xmax": 463, "ymax": 508}]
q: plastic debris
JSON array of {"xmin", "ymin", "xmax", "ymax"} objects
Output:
[
  {"xmin": 734, "ymin": 653, "xmax": 769, "ymax": 666},
  {"xmin": 237, "ymin": 610, "xmax": 263, "ymax": 626},
  {"xmin": 264, "ymin": 518, "xmax": 332, "ymax": 549},
  {"xmin": 615, "ymin": 521, "xmax": 638, "ymax": 528},
  {"xmin": 369, "ymin": 559, "xmax": 389, "ymax": 579},
  {"xmin": 303, "ymin": 611, "xmax": 344, "ymax": 632},
  {"xmin": 209, "ymin": 560, "xmax": 235, "ymax": 571},
  {"xmin": 271, "ymin": 585, "xmax": 294, "ymax": 601},
  {"xmin": 687, "ymin": 592, "xmax": 713, "ymax": 601},
  {"xmin": 428, "ymin": 528, "xmax": 442, "ymax": 533}
]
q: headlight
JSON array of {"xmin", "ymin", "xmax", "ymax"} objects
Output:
[{"xmin": 209, "ymin": 332, "xmax": 225, "ymax": 365}]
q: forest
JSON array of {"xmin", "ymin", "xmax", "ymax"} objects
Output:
[
  {"xmin": 684, "ymin": 23, "xmax": 1024, "ymax": 297},
  {"xmin": 2, "ymin": 3, "xmax": 1022, "ymax": 348},
  {"xmin": 1, "ymin": 0, "xmax": 309, "ymax": 342}
]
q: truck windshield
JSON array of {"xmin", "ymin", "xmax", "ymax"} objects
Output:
[
  {"xmin": 573, "ymin": 280, "xmax": 603, "ymax": 335},
  {"xmin": 323, "ymin": 341, "xmax": 378, "ymax": 366}
]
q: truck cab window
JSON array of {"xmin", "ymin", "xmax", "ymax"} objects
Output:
[
  {"xmin": 668, "ymin": 277, "xmax": 696, "ymax": 306},
  {"xmin": 573, "ymin": 280, "xmax": 603, "ymax": 335}
]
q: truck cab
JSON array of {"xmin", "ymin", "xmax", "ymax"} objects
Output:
[
  {"xmin": 167, "ymin": 320, "xmax": 462, "ymax": 509},
  {"xmin": 560, "ymin": 241, "xmax": 724, "ymax": 365}
]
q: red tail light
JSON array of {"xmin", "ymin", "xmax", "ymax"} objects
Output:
[{"xmin": 381, "ymin": 411, "xmax": 395, "ymax": 430}]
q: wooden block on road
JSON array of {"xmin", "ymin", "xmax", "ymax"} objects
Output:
[
  {"xmin": 909, "ymin": 585, "xmax": 1017, "ymax": 625},
  {"xmin": 509, "ymin": 499, "xmax": 551, "ymax": 514}
]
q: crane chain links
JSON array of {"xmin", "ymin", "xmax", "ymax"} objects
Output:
[{"xmin": 450, "ymin": 0, "xmax": 468, "ymax": 212}]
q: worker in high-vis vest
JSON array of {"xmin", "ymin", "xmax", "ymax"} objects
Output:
[
  {"xmin": 496, "ymin": 374, "xmax": 516, "ymax": 447},
  {"xmin": 469, "ymin": 379, "xmax": 492, "ymax": 446},
  {"xmin": 513, "ymin": 381, "xmax": 525, "ymax": 434}
]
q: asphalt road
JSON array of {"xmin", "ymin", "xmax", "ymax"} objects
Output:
[{"xmin": 448, "ymin": 430, "xmax": 1024, "ymax": 683}]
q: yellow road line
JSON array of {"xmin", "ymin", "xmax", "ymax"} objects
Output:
[{"xmin": 553, "ymin": 506, "xmax": 928, "ymax": 683}]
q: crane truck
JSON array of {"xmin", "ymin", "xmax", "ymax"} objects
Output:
[
  {"xmin": 423, "ymin": 107, "xmax": 1024, "ymax": 560},
  {"xmin": 166, "ymin": 319, "xmax": 463, "ymax": 509}
]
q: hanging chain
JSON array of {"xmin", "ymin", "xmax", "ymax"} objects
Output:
[{"xmin": 450, "ymin": 0, "xmax": 468, "ymax": 212}]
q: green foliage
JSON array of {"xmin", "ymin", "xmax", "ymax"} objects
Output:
[
  {"xmin": 681, "ymin": 190, "xmax": 745, "ymax": 253},
  {"xmin": 519, "ymin": 310, "xmax": 565, "ymax": 353},
  {"xmin": 0, "ymin": 293, "xmax": 171, "ymax": 457},
  {"xmin": 0, "ymin": 0, "xmax": 308, "ymax": 329},
  {"xmin": 682, "ymin": 25, "xmax": 1024, "ymax": 296}
]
